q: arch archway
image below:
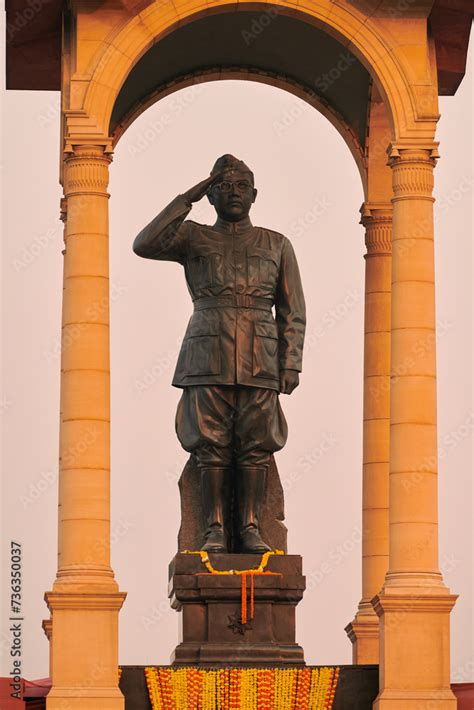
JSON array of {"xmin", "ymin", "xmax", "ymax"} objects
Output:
[
  {"xmin": 112, "ymin": 69, "xmax": 368, "ymax": 192},
  {"xmin": 46, "ymin": 1, "xmax": 457, "ymax": 708},
  {"xmin": 108, "ymin": 79, "xmax": 366, "ymax": 670},
  {"xmin": 71, "ymin": 0, "xmax": 440, "ymax": 149}
]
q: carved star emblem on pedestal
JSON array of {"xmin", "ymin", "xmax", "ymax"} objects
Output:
[{"xmin": 228, "ymin": 612, "xmax": 252, "ymax": 635}]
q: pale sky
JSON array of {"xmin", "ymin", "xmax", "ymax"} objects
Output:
[{"xmin": 1, "ymin": 35, "xmax": 472, "ymax": 681}]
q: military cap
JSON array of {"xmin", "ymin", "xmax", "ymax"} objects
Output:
[{"xmin": 210, "ymin": 154, "xmax": 254, "ymax": 184}]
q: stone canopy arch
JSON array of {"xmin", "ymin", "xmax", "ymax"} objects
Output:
[
  {"xmin": 74, "ymin": 0, "xmax": 440, "ymax": 158},
  {"xmin": 31, "ymin": 0, "xmax": 469, "ymax": 706}
]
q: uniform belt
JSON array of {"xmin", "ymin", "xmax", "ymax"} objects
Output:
[{"xmin": 193, "ymin": 295, "xmax": 273, "ymax": 312}]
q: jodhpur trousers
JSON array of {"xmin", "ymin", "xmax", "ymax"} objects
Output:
[{"xmin": 175, "ymin": 385, "xmax": 288, "ymax": 468}]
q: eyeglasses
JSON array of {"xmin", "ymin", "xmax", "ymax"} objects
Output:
[{"xmin": 213, "ymin": 180, "xmax": 253, "ymax": 193}]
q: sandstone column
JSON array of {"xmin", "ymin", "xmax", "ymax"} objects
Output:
[
  {"xmin": 345, "ymin": 204, "xmax": 391, "ymax": 664},
  {"xmin": 372, "ymin": 145, "xmax": 457, "ymax": 710},
  {"xmin": 45, "ymin": 144, "xmax": 126, "ymax": 710}
]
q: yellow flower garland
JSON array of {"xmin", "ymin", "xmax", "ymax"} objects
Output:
[
  {"xmin": 183, "ymin": 549, "xmax": 284, "ymax": 625},
  {"xmin": 183, "ymin": 549, "xmax": 284, "ymax": 575},
  {"xmin": 144, "ymin": 666, "xmax": 340, "ymax": 709}
]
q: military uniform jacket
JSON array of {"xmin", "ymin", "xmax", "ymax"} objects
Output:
[{"xmin": 134, "ymin": 195, "xmax": 306, "ymax": 391}]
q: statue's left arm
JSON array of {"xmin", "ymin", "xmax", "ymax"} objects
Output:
[{"xmin": 275, "ymin": 237, "xmax": 306, "ymax": 392}]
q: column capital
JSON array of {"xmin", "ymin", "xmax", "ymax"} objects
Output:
[
  {"xmin": 63, "ymin": 144, "xmax": 113, "ymax": 198},
  {"xmin": 360, "ymin": 202, "xmax": 392, "ymax": 256},
  {"xmin": 64, "ymin": 135, "xmax": 114, "ymax": 157},
  {"xmin": 387, "ymin": 142, "xmax": 440, "ymax": 162},
  {"xmin": 387, "ymin": 143, "xmax": 438, "ymax": 202}
]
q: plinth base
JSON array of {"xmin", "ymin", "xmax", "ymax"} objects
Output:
[
  {"xmin": 373, "ymin": 691, "xmax": 457, "ymax": 710},
  {"xmin": 45, "ymin": 687, "xmax": 124, "ymax": 710},
  {"xmin": 168, "ymin": 553, "xmax": 305, "ymax": 665}
]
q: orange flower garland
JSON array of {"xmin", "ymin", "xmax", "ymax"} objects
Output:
[
  {"xmin": 145, "ymin": 544, "xmax": 339, "ymax": 708},
  {"xmin": 185, "ymin": 549, "xmax": 284, "ymax": 626},
  {"xmin": 143, "ymin": 666, "xmax": 340, "ymax": 709},
  {"xmin": 295, "ymin": 667, "xmax": 312, "ymax": 709},
  {"xmin": 229, "ymin": 668, "xmax": 241, "ymax": 710}
]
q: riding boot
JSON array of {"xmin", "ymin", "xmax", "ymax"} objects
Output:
[
  {"xmin": 200, "ymin": 467, "xmax": 229, "ymax": 553},
  {"xmin": 236, "ymin": 466, "xmax": 271, "ymax": 553}
]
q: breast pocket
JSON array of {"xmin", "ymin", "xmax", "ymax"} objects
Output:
[
  {"xmin": 247, "ymin": 247, "xmax": 279, "ymax": 288},
  {"xmin": 187, "ymin": 245, "xmax": 224, "ymax": 290},
  {"xmin": 253, "ymin": 322, "xmax": 279, "ymax": 380},
  {"xmin": 185, "ymin": 323, "xmax": 221, "ymax": 376}
]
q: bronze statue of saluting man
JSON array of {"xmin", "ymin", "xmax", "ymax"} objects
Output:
[{"xmin": 133, "ymin": 155, "xmax": 306, "ymax": 554}]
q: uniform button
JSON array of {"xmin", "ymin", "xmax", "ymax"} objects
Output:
[
  {"xmin": 236, "ymin": 285, "xmax": 244, "ymax": 293},
  {"xmin": 236, "ymin": 264, "xmax": 243, "ymax": 270}
]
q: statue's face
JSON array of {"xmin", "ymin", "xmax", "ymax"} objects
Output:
[{"xmin": 207, "ymin": 169, "xmax": 257, "ymax": 222}]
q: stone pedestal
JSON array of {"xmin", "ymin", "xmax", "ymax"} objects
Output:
[{"xmin": 169, "ymin": 553, "xmax": 305, "ymax": 665}]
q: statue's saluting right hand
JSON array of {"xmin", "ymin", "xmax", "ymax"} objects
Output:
[
  {"xmin": 133, "ymin": 171, "xmax": 225, "ymax": 258},
  {"xmin": 182, "ymin": 172, "xmax": 224, "ymax": 205}
]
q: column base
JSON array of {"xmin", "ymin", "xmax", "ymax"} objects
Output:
[
  {"xmin": 345, "ymin": 605, "xmax": 379, "ymax": 664},
  {"xmin": 373, "ymin": 689, "xmax": 457, "ymax": 709},
  {"xmin": 51, "ymin": 564, "xmax": 119, "ymax": 591},
  {"xmin": 45, "ymin": 588, "xmax": 126, "ymax": 708},
  {"xmin": 46, "ymin": 686, "xmax": 124, "ymax": 710},
  {"xmin": 372, "ymin": 582, "xmax": 457, "ymax": 710}
]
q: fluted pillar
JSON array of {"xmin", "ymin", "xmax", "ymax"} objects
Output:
[
  {"xmin": 345, "ymin": 204, "xmax": 391, "ymax": 664},
  {"xmin": 372, "ymin": 145, "xmax": 457, "ymax": 709},
  {"xmin": 45, "ymin": 144, "xmax": 126, "ymax": 710}
]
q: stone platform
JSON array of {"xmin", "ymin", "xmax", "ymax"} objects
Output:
[{"xmin": 168, "ymin": 553, "xmax": 305, "ymax": 665}]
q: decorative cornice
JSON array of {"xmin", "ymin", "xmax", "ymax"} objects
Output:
[
  {"xmin": 388, "ymin": 142, "xmax": 440, "ymax": 160},
  {"xmin": 42, "ymin": 618, "xmax": 52, "ymax": 640},
  {"xmin": 344, "ymin": 616, "xmax": 379, "ymax": 643},
  {"xmin": 45, "ymin": 591, "xmax": 127, "ymax": 611},
  {"xmin": 63, "ymin": 111, "xmax": 114, "ymax": 155},
  {"xmin": 371, "ymin": 592, "xmax": 458, "ymax": 617},
  {"xmin": 360, "ymin": 202, "xmax": 392, "ymax": 256},
  {"xmin": 64, "ymin": 144, "xmax": 113, "ymax": 198}
]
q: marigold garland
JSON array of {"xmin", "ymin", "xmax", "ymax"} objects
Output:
[
  {"xmin": 184, "ymin": 549, "xmax": 284, "ymax": 575},
  {"xmin": 142, "ymin": 557, "xmax": 340, "ymax": 707},
  {"xmin": 144, "ymin": 666, "xmax": 340, "ymax": 709},
  {"xmin": 184, "ymin": 549, "xmax": 284, "ymax": 625}
]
